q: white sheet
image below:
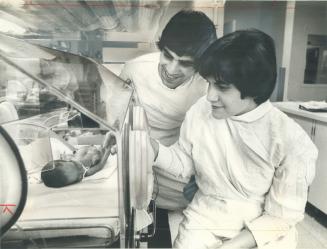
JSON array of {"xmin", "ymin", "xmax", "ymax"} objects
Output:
[
  {"xmin": 20, "ymin": 160, "xmax": 118, "ymax": 220},
  {"xmin": 5, "ymin": 155, "xmax": 120, "ymax": 240}
]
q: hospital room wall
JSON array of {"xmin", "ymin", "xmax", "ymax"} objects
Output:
[
  {"xmin": 102, "ymin": 1, "xmax": 219, "ymax": 75},
  {"xmin": 225, "ymin": 1, "xmax": 327, "ymax": 102},
  {"xmin": 224, "ymin": 1, "xmax": 286, "ymax": 101},
  {"xmin": 287, "ymin": 2, "xmax": 327, "ymax": 101}
]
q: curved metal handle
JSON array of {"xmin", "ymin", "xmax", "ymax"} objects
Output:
[{"xmin": 139, "ymin": 200, "xmax": 156, "ymax": 242}]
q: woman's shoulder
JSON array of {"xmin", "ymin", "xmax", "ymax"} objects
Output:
[
  {"xmin": 268, "ymin": 107, "xmax": 317, "ymax": 151},
  {"xmin": 269, "ymin": 107, "xmax": 305, "ymax": 132}
]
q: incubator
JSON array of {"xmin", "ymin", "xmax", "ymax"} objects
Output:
[{"xmin": 0, "ymin": 34, "xmax": 155, "ymax": 248}]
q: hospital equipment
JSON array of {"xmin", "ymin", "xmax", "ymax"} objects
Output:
[{"xmin": 0, "ymin": 33, "xmax": 155, "ymax": 248}]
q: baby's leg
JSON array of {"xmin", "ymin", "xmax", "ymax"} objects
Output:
[{"xmin": 173, "ymin": 215, "xmax": 222, "ymax": 249}]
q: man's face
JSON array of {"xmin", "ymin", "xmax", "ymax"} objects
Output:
[
  {"xmin": 206, "ymin": 77, "xmax": 257, "ymax": 119},
  {"xmin": 158, "ymin": 47, "xmax": 196, "ymax": 89}
]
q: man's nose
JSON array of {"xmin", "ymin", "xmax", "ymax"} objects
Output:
[{"xmin": 165, "ymin": 60, "xmax": 180, "ymax": 75}]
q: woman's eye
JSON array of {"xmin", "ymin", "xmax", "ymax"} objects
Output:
[
  {"xmin": 163, "ymin": 51, "xmax": 173, "ymax": 60},
  {"xmin": 217, "ymin": 84, "xmax": 230, "ymax": 91}
]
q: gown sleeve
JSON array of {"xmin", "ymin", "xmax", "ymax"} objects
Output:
[
  {"xmin": 154, "ymin": 108, "xmax": 196, "ymax": 180},
  {"xmin": 245, "ymin": 131, "xmax": 318, "ymax": 248}
]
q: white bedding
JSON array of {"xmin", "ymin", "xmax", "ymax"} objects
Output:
[
  {"xmin": 21, "ymin": 158, "xmax": 118, "ymax": 220},
  {"xmin": 5, "ymin": 154, "xmax": 120, "ymax": 240}
]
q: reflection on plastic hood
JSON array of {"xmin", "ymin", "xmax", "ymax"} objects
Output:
[{"xmin": 0, "ymin": 34, "xmax": 133, "ymax": 131}]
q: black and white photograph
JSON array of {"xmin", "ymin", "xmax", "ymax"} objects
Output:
[{"xmin": 0, "ymin": 1, "xmax": 327, "ymax": 248}]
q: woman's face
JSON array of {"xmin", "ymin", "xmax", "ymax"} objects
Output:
[{"xmin": 206, "ymin": 77, "xmax": 257, "ymax": 119}]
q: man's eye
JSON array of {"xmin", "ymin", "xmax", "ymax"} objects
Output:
[{"xmin": 179, "ymin": 61, "xmax": 194, "ymax": 67}]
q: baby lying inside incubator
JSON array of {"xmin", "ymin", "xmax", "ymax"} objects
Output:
[{"xmin": 41, "ymin": 133, "xmax": 116, "ymax": 188}]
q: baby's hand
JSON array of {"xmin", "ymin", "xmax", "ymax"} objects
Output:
[
  {"xmin": 73, "ymin": 146, "xmax": 102, "ymax": 168},
  {"xmin": 102, "ymin": 131, "xmax": 117, "ymax": 155}
]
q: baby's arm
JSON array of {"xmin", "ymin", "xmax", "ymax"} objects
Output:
[{"xmin": 84, "ymin": 132, "xmax": 116, "ymax": 177}]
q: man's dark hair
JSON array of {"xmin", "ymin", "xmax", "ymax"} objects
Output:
[
  {"xmin": 157, "ymin": 10, "xmax": 217, "ymax": 61},
  {"xmin": 199, "ymin": 29, "xmax": 277, "ymax": 105}
]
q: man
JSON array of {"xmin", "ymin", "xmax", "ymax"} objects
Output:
[{"xmin": 119, "ymin": 10, "xmax": 217, "ymax": 248}]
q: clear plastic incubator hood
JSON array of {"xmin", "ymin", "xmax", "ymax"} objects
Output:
[{"xmin": 0, "ymin": 33, "xmax": 155, "ymax": 248}]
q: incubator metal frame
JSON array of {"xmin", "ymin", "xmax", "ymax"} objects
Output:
[{"xmin": 0, "ymin": 34, "xmax": 154, "ymax": 248}]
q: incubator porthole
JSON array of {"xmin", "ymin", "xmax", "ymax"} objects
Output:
[{"xmin": 0, "ymin": 126, "xmax": 27, "ymax": 237}]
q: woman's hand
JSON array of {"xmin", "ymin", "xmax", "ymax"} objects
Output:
[
  {"xmin": 218, "ymin": 241, "xmax": 237, "ymax": 249},
  {"xmin": 217, "ymin": 229, "xmax": 256, "ymax": 249},
  {"xmin": 218, "ymin": 243, "xmax": 252, "ymax": 249}
]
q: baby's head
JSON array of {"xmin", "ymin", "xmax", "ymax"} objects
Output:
[
  {"xmin": 198, "ymin": 29, "xmax": 277, "ymax": 119},
  {"xmin": 41, "ymin": 160, "xmax": 85, "ymax": 188}
]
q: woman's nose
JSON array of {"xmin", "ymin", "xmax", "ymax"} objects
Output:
[{"xmin": 206, "ymin": 84, "xmax": 219, "ymax": 102}]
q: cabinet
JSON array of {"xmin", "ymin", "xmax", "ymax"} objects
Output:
[
  {"xmin": 308, "ymin": 121, "xmax": 327, "ymax": 214},
  {"xmin": 285, "ymin": 113, "xmax": 327, "ymax": 214}
]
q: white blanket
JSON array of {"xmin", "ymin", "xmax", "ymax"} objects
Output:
[
  {"xmin": 6, "ymin": 155, "xmax": 119, "ymax": 240},
  {"xmin": 20, "ymin": 158, "xmax": 118, "ymax": 220}
]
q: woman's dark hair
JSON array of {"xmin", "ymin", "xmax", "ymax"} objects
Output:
[
  {"xmin": 199, "ymin": 29, "xmax": 277, "ymax": 104},
  {"xmin": 157, "ymin": 10, "xmax": 217, "ymax": 62}
]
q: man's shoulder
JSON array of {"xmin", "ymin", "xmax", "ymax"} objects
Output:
[
  {"xmin": 126, "ymin": 52, "xmax": 160, "ymax": 65},
  {"xmin": 191, "ymin": 74, "xmax": 209, "ymax": 94},
  {"xmin": 120, "ymin": 52, "xmax": 160, "ymax": 79},
  {"xmin": 186, "ymin": 96, "xmax": 210, "ymax": 118}
]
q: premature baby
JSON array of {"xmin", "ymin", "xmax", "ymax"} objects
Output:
[{"xmin": 41, "ymin": 146, "xmax": 103, "ymax": 188}]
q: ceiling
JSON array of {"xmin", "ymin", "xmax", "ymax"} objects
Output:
[{"xmin": 0, "ymin": 0, "xmax": 173, "ymax": 38}]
